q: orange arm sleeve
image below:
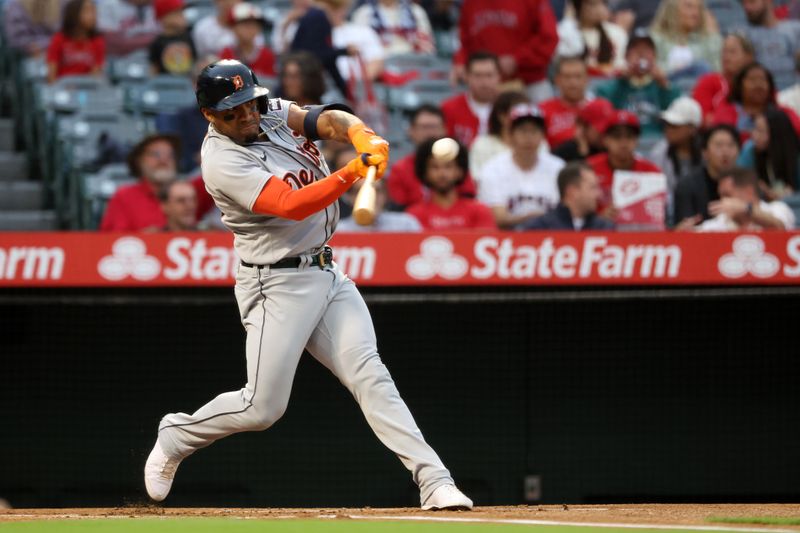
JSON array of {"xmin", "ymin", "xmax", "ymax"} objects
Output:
[{"xmin": 252, "ymin": 169, "xmax": 354, "ymax": 220}]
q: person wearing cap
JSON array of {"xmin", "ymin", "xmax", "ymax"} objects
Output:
[
  {"xmin": 406, "ymin": 138, "xmax": 496, "ymax": 231},
  {"xmin": 522, "ymin": 162, "xmax": 615, "ymax": 230},
  {"xmin": 192, "ymin": 0, "xmax": 265, "ymax": 59},
  {"xmin": 647, "ymin": 96, "xmax": 704, "ymax": 224},
  {"xmin": 596, "ymin": 28, "xmax": 680, "ymax": 138},
  {"xmin": 469, "ymin": 91, "xmax": 531, "ymax": 182},
  {"xmin": 219, "ymin": 3, "xmax": 276, "ymax": 78},
  {"xmin": 552, "ymin": 97, "xmax": 614, "ymax": 163},
  {"xmin": 478, "ymin": 104, "xmax": 565, "ymax": 229},
  {"xmin": 149, "ymin": 0, "xmax": 195, "ymax": 76},
  {"xmin": 586, "ymin": 110, "xmax": 661, "ymax": 215},
  {"xmin": 539, "ymin": 56, "xmax": 592, "ymax": 149}
]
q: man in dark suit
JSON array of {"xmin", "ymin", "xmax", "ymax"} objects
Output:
[{"xmin": 522, "ymin": 162, "xmax": 615, "ymax": 230}]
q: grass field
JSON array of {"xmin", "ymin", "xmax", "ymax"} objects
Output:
[{"xmin": 3, "ymin": 505, "xmax": 799, "ymax": 533}]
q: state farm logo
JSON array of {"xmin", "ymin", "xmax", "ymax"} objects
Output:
[
  {"xmin": 98, "ymin": 237, "xmax": 161, "ymax": 281},
  {"xmin": 718, "ymin": 235, "xmax": 780, "ymax": 279},
  {"xmin": 405, "ymin": 237, "xmax": 468, "ymax": 280}
]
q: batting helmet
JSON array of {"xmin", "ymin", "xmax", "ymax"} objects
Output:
[{"xmin": 195, "ymin": 59, "xmax": 269, "ymax": 112}]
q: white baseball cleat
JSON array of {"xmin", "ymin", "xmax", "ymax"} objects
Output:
[
  {"xmin": 144, "ymin": 439, "xmax": 182, "ymax": 502},
  {"xmin": 421, "ymin": 484, "xmax": 473, "ymax": 510}
]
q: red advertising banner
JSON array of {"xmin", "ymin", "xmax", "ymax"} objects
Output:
[{"xmin": 1, "ymin": 231, "xmax": 800, "ymax": 287}]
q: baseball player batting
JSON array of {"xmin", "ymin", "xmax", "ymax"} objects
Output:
[{"xmin": 144, "ymin": 59, "xmax": 473, "ymax": 511}]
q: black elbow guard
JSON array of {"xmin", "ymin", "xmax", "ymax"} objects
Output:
[{"xmin": 302, "ymin": 103, "xmax": 354, "ymax": 141}]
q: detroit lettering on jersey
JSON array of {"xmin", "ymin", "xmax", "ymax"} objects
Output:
[{"xmin": 201, "ymin": 98, "xmax": 338, "ymax": 266}]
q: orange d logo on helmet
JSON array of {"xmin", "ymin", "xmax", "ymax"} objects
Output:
[{"xmin": 232, "ymin": 75, "xmax": 244, "ymax": 91}]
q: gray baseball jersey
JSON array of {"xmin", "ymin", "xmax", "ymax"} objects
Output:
[
  {"xmin": 155, "ymin": 98, "xmax": 455, "ymax": 506},
  {"xmin": 201, "ymin": 98, "xmax": 337, "ymax": 265}
]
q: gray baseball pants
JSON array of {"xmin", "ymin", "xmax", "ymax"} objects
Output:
[{"xmin": 157, "ymin": 262, "xmax": 453, "ymax": 504}]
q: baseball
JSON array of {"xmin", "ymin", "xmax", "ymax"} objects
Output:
[{"xmin": 431, "ymin": 137, "xmax": 459, "ymax": 162}]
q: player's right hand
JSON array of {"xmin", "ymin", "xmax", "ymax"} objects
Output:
[
  {"xmin": 347, "ymin": 123, "xmax": 389, "ymax": 178},
  {"xmin": 343, "ymin": 153, "xmax": 385, "ymax": 182}
]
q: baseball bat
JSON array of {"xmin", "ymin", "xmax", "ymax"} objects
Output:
[{"xmin": 352, "ymin": 165, "xmax": 378, "ymax": 226}]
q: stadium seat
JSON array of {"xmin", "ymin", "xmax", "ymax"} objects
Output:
[
  {"xmin": 54, "ymin": 111, "xmax": 150, "ymax": 226},
  {"xmin": 58, "ymin": 111, "xmax": 147, "ymax": 170},
  {"xmin": 386, "ymin": 78, "xmax": 455, "ymax": 112},
  {"xmin": 80, "ymin": 163, "xmax": 136, "ymax": 229},
  {"xmin": 183, "ymin": 2, "xmax": 215, "ymax": 29},
  {"xmin": 40, "ymin": 76, "xmax": 123, "ymax": 114},
  {"xmin": 384, "ymin": 53, "xmax": 446, "ymax": 73},
  {"xmin": 434, "ymin": 29, "xmax": 459, "ymax": 59},
  {"xmin": 124, "ymin": 75, "xmax": 196, "ymax": 115},
  {"xmin": 108, "ymin": 50, "xmax": 151, "ymax": 84}
]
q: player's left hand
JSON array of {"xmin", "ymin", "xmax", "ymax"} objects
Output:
[
  {"xmin": 348, "ymin": 123, "xmax": 390, "ymax": 176},
  {"xmin": 344, "ymin": 153, "xmax": 386, "ymax": 182}
]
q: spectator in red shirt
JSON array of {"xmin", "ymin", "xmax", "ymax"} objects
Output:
[
  {"xmin": 552, "ymin": 97, "xmax": 614, "ymax": 163},
  {"xmin": 220, "ymin": 3, "xmax": 276, "ymax": 78},
  {"xmin": 387, "ymin": 105, "xmax": 477, "ymax": 209},
  {"xmin": 712, "ymin": 62, "xmax": 800, "ymax": 142},
  {"xmin": 159, "ymin": 180, "xmax": 199, "ymax": 231},
  {"xmin": 693, "ymin": 34, "xmax": 755, "ymax": 126},
  {"xmin": 453, "ymin": 0, "xmax": 559, "ymax": 103},
  {"xmin": 46, "ymin": 0, "xmax": 104, "ymax": 83},
  {"xmin": 586, "ymin": 110, "xmax": 661, "ymax": 214},
  {"xmin": 539, "ymin": 56, "xmax": 591, "ymax": 150},
  {"xmin": 441, "ymin": 51, "xmax": 501, "ymax": 147},
  {"xmin": 407, "ymin": 138, "xmax": 497, "ymax": 230},
  {"xmin": 100, "ymin": 134, "xmax": 213, "ymax": 231}
]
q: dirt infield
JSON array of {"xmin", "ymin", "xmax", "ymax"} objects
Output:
[{"xmin": 1, "ymin": 504, "xmax": 799, "ymax": 528}]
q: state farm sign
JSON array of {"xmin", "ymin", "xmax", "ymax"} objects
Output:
[
  {"xmin": 469, "ymin": 236, "xmax": 680, "ymax": 280},
  {"xmin": 0, "ymin": 231, "xmax": 800, "ymax": 287}
]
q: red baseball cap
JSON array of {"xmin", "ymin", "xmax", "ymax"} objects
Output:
[
  {"xmin": 602, "ymin": 110, "xmax": 641, "ymax": 135},
  {"xmin": 577, "ymin": 98, "xmax": 614, "ymax": 132},
  {"xmin": 154, "ymin": 0, "xmax": 184, "ymax": 20}
]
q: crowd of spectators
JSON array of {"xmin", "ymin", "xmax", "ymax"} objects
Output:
[{"xmin": 3, "ymin": 0, "xmax": 800, "ymax": 233}]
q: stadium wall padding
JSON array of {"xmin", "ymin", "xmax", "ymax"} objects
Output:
[{"xmin": 1, "ymin": 288, "xmax": 798, "ymax": 507}]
